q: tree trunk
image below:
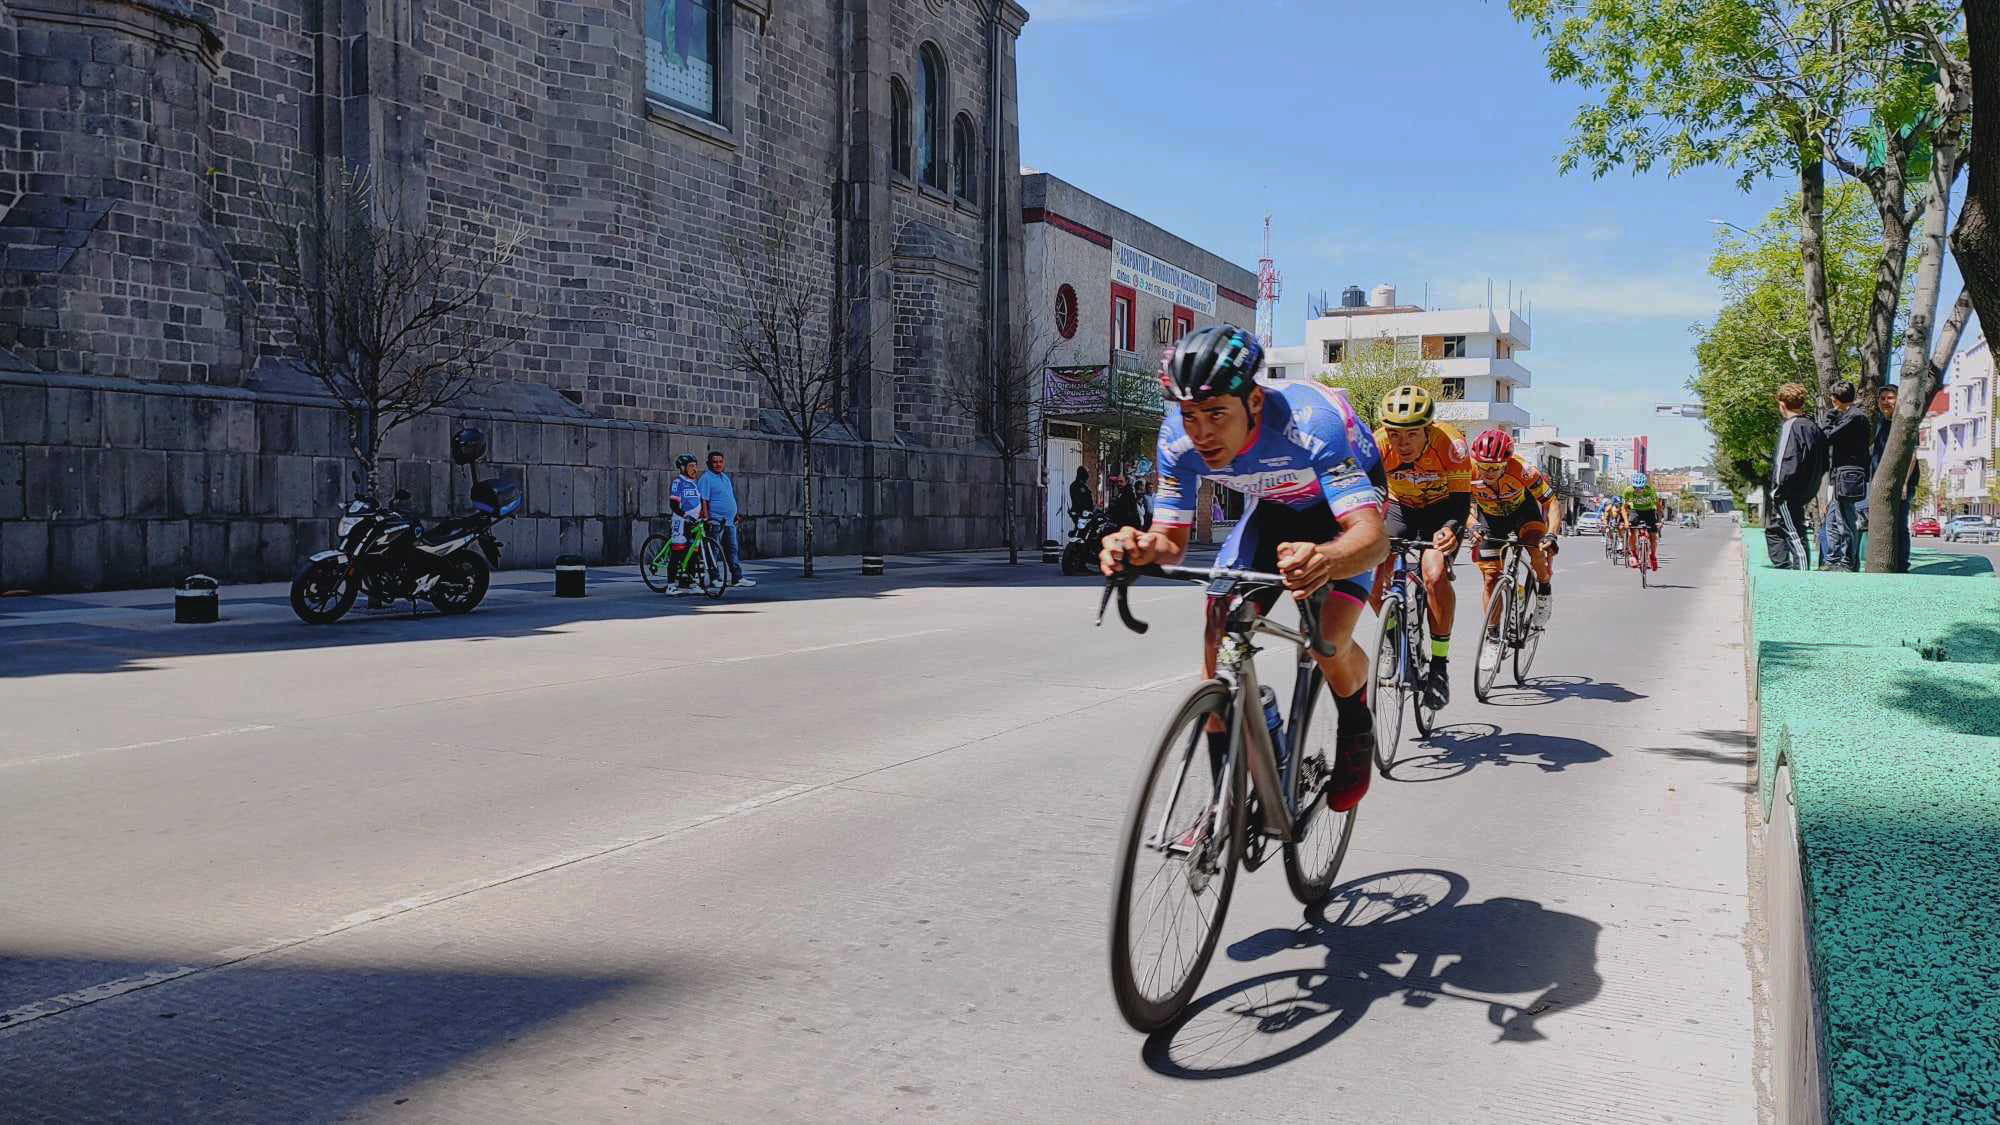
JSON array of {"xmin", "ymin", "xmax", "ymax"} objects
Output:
[
  {"xmin": 1865, "ymin": 289, "xmax": 1972, "ymax": 572},
  {"xmin": 1001, "ymin": 452, "xmax": 1019, "ymax": 564},
  {"xmin": 801, "ymin": 439, "xmax": 816, "ymax": 578},
  {"xmin": 1863, "ymin": 155, "xmax": 1914, "ymax": 398},
  {"xmin": 1797, "ymin": 158, "xmax": 1845, "ymax": 396},
  {"xmin": 1955, "ymin": 0, "xmax": 2000, "ymax": 335}
]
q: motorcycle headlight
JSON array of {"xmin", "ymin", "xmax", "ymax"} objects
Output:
[{"xmin": 336, "ymin": 517, "xmax": 359, "ymax": 536}]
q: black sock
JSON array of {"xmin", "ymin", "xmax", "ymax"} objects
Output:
[
  {"xmin": 1537, "ymin": 579, "xmax": 1552, "ymax": 595},
  {"xmin": 1333, "ymin": 685, "xmax": 1371, "ymax": 734}
]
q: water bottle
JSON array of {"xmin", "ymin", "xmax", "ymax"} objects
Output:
[{"xmin": 1259, "ymin": 686, "xmax": 1290, "ymax": 768}]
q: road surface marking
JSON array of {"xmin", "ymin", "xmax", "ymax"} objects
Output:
[{"xmin": 1, "ymin": 724, "xmax": 277, "ymax": 771}]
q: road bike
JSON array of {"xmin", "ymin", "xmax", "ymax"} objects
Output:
[
  {"xmin": 1102, "ymin": 564, "xmax": 1359, "ymax": 1033},
  {"xmin": 1633, "ymin": 522, "xmax": 1658, "ymax": 588},
  {"xmin": 639, "ymin": 518, "xmax": 730, "ymax": 598},
  {"xmin": 1603, "ymin": 525, "xmax": 1628, "ymax": 567},
  {"xmin": 1472, "ymin": 533, "xmax": 1550, "ymax": 701},
  {"xmin": 1372, "ymin": 537, "xmax": 1443, "ymax": 776}
]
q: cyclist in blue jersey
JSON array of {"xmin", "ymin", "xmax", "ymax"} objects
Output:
[{"xmin": 1100, "ymin": 325, "xmax": 1390, "ymax": 812}]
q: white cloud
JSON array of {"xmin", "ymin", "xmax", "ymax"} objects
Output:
[{"xmin": 1441, "ymin": 270, "xmax": 1718, "ymax": 320}]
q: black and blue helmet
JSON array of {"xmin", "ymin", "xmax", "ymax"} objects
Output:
[{"xmin": 1159, "ymin": 324, "xmax": 1263, "ymax": 403}]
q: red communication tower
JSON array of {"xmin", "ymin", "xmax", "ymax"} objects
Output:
[{"xmin": 1256, "ymin": 215, "xmax": 1282, "ymax": 344}]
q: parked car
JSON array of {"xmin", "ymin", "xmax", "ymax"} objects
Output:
[
  {"xmin": 1911, "ymin": 516, "xmax": 1942, "ymax": 537},
  {"xmin": 1943, "ymin": 515, "xmax": 1995, "ymax": 543},
  {"xmin": 1573, "ymin": 511, "xmax": 1603, "ymax": 536}
]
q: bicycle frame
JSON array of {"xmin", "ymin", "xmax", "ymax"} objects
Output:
[{"xmin": 1383, "ymin": 541, "xmax": 1430, "ymax": 688}]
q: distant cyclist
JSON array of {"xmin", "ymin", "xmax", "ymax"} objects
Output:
[
  {"xmin": 1621, "ymin": 472, "xmax": 1661, "ymax": 572},
  {"xmin": 1466, "ymin": 428, "xmax": 1562, "ymax": 630},
  {"xmin": 1100, "ymin": 325, "xmax": 1389, "ymax": 812},
  {"xmin": 1371, "ymin": 385, "xmax": 1472, "ymax": 709}
]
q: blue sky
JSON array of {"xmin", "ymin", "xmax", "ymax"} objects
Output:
[{"xmin": 1016, "ymin": 0, "xmax": 1814, "ymax": 468}]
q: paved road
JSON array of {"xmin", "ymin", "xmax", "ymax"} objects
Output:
[{"xmin": 1, "ymin": 526, "xmax": 1758, "ymax": 1122}]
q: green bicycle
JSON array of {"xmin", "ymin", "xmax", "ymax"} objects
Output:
[{"xmin": 640, "ymin": 519, "xmax": 729, "ymax": 598}]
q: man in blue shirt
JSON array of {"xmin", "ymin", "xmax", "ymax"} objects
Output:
[{"xmin": 699, "ymin": 450, "xmax": 755, "ymax": 587}]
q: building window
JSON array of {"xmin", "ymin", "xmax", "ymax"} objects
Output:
[
  {"xmin": 1268, "ymin": 366, "xmax": 1288, "ymax": 380},
  {"xmin": 1172, "ymin": 308, "xmax": 1194, "ymax": 342},
  {"xmin": 1496, "ymin": 337, "xmax": 1513, "ymax": 360},
  {"xmin": 916, "ymin": 45, "xmax": 946, "ymax": 189},
  {"xmin": 1443, "ymin": 334, "xmax": 1466, "ymax": 358},
  {"xmin": 1441, "ymin": 378, "xmax": 1465, "ymax": 401},
  {"xmin": 1111, "ymin": 283, "xmax": 1136, "ymax": 351},
  {"xmin": 952, "ymin": 114, "xmax": 976, "ymax": 201},
  {"xmin": 644, "ymin": 0, "xmax": 718, "ymax": 119},
  {"xmin": 890, "ymin": 79, "xmax": 913, "ymax": 177},
  {"xmin": 1497, "ymin": 381, "xmax": 1512, "ymax": 402},
  {"xmin": 1323, "ymin": 340, "xmax": 1343, "ymax": 363},
  {"xmin": 1055, "ymin": 284, "xmax": 1078, "ymax": 339}
]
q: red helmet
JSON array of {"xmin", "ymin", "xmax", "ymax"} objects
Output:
[{"xmin": 1470, "ymin": 428, "xmax": 1514, "ymax": 463}]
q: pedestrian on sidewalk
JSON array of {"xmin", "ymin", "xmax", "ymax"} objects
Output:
[
  {"xmin": 1136, "ymin": 478, "xmax": 1156, "ymax": 530},
  {"xmin": 699, "ymin": 450, "xmax": 755, "ymax": 587},
  {"xmin": 1106, "ymin": 473, "xmax": 1142, "ymax": 530},
  {"xmin": 1819, "ymin": 381, "xmax": 1871, "ymax": 571},
  {"xmin": 1768, "ymin": 382, "xmax": 1825, "ymax": 570},
  {"xmin": 1069, "ymin": 466, "xmax": 1095, "ymax": 531},
  {"xmin": 1866, "ymin": 382, "xmax": 1918, "ymax": 571}
]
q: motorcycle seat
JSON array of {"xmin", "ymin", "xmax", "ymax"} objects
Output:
[{"xmin": 420, "ymin": 516, "xmax": 483, "ymax": 545}]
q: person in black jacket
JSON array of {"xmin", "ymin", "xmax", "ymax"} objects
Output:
[
  {"xmin": 1818, "ymin": 381, "xmax": 1872, "ymax": 570},
  {"xmin": 1768, "ymin": 382, "xmax": 1826, "ymax": 569},
  {"xmin": 1068, "ymin": 466, "xmax": 1095, "ymax": 531}
]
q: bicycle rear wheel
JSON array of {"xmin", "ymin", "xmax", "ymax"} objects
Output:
[
  {"xmin": 639, "ymin": 534, "xmax": 675, "ymax": 593},
  {"xmin": 1408, "ymin": 579, "xmax": 1438, "ymax": 739},
  {"xmin": 1513, "ymin": 572, "xmax": 1544, "ymax": 684},
  {"xmin": 1282, "ymin": 667, "xmax": 1359, "ymax": 905},
  {"xmin": 1110, "ymin": 680, "xmax": 1243, "ymax": 1032},
  {"xmin": 1371, "ymin": 602, "xmax": 1405, "ymax": 777},
  {"xmin": 1473, "ymin": 573, "xmax": 1509, "ymax": 703}
]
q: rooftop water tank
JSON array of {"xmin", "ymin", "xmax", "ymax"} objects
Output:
[
  {"xmin": 1340, "ymin": 285, "xmax": 1366, "ymax": 308},
  {"xmin": 1369, "ymin": 284, "xmax": 1397, "ymax": 308}
]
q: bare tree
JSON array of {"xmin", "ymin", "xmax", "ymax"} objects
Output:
[
  {"xmin": 947, "ymin": 316, "xmax": 1062, "ymax": 563},
  {"xmin": 254, "ymin": 163, "xmax": 527, "ymax": 497},
  {"xmin": 721, "ymin": 186, "xmax": 880, "ymax": 578}
]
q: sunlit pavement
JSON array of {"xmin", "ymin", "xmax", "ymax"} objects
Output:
[{"xmin": 2, "ymin": 527, "xmax": 1759, "ymax": 1122}]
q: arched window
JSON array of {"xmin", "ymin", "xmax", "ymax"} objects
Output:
[
  {"xmin": 889, "ymin": 78, "xmax": 912, "ymax": 177},
  {"xmin": 952, "ymin": 114, "xmax": 976, "ymax": 202},
  {"xmin": 916, "ymin": 44, "xmax": 945, "ymax": 189}
]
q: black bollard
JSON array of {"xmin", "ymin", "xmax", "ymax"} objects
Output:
[
  {"xmin": 1041, "ymin": 539, "xmax": 1060, "ymax": 563},
  {"xmin": 175, "ymin": 575, "xmax": 219, "ymax": 623},
  {"xmin": 555, "ymin": 555, "xmax": 587, "ymax": 597},
  {"xmin": 860, "ymin": 554, "xmax": 885, "ymax": 576}
]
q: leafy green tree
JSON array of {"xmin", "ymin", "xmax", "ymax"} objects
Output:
[
  {"xmin": 1691, "ymin": 184, "xmax": 1887, "ymax": 488},
  {"xmin": 1312, "ymin": 332, "xmax": 1445, "ymax": 430}
]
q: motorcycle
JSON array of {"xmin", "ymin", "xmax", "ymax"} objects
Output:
[
  {"xmin": 289, "ymin": 427, "xmax": 523, "ymax": 624},
  {"xmin": 1060, "ymin": 510, "xmax": 1116, "ymax": 576}
]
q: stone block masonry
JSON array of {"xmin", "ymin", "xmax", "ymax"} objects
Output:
[{"xmin": 0, "ymin": 372, "xmax": 1035, "ymax": 591}]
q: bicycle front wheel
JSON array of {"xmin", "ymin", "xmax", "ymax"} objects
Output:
[
  {"xmin": 639, "ymin": 534, "xmax": 675, "ymax": 592},
  {"xmin": 1473, "ymin": 575, "xmax": 1509, "ymax": 703},
  {"xmin": 699, "ymin": 539, "xmax": 729, "ymax": 598},
  {"xmin": 1638, "ymin": 534, "xmax": 1650, "ymax": 588},
  {"xmin": 1282, "ymin": 667, "xmax": 1359, "ymax": 905},
  {"xmin": 1371, "ymin": 602, "xmax": 1405, "ymax": 777},
  {"xmin": 1110, "ymin": 680, "xmax": 1243, "ymax": 1033}
]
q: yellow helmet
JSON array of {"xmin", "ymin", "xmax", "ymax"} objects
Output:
[{"xmin": 1378, "ymin": 384, "xmax": 1435, "ymax": 430}]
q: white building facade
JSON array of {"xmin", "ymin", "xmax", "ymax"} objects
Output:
[
  {"xmin": 1263, "ymin": 286, "xmax": 1533, "ymax": 433},
  {"xmin": 1922, "ymin": 336, "xmax": 1994, "ymax": 516}
]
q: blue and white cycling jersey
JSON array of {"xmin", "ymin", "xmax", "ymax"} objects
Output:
[{"xmin": 1153, "ymin": 381, "xmax": 1383, "ymax": 529}]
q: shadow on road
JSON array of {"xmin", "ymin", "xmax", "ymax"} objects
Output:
[
  {"xmin": 0, "ymin": 557, "xmax": 1138, "ymax": 681},
  {"xmin": 1388, "ymin": 722, "xmax": 1613, "ymax": 781},
  {"xmin": 1477, "ymin": 674, "xmax": 1647, "ymax": 708},
  {"xmin": 0, "ymin": 954, "xmax": 641, "ymax": 1120},
  {"xmin": 1142, "ymin": 868, "xmax": 1604, "ymax": 1079}
]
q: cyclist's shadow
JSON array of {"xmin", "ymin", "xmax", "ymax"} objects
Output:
[{"xmin": 1141, "ymin": 868, "xmax": 1604, "ymax": 1079}]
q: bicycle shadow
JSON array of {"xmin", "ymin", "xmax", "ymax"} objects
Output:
[
  {"xmin": 1390, "ymin": 722, "xmax": 1612, "ymax": 780},
  {"xmin": 1479, "ymin": 674, "xmax": 1647, "ymax": 708},
  {"xmin": 1141, "ymin": 868, "xmax": 1605, "ymax": 1079}
]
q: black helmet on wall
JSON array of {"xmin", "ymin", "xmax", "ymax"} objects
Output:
[{"xmin": 451, "ymin": 427, "xmax": 487, "ymax": 465}]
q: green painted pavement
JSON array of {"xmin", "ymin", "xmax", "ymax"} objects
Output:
[{"xmin": 1744, "ymin": 529, "xmax": 2000, "ymax": 1121}]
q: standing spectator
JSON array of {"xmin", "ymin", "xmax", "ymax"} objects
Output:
[
  {"xmin": 1867, "ymin": 382, "xmax": 1918, "ymax": 571},
  {"xmin": 699, "ymin": 450, "xmax": 755, "ymax": 588},
  {"xmin": 1105, "ymin": 473, "xmax": 1142, "ymax": 530},
  {"xmin": 1819, "ymin": 381, "xmax": 1871, "ymax": 570},
  {"xmin": 1068, "ymin": 466, "xmax": 1095, "ymax": 530},
  {"xmin": 1768, "ymin": 382, "xmax": 1826, "ymax": 569},
  {"xmin": 1136, "ymin": 478, "xmax": 1156, "ymax": 530}
]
